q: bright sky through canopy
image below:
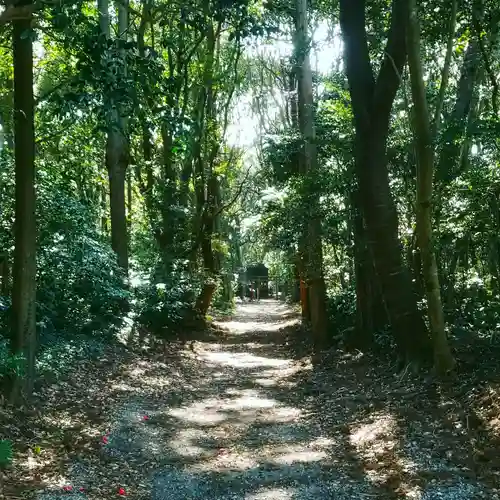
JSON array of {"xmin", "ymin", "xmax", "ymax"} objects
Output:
[{"xmin": 226, "ymin": 21, "xmax": 342, "ymax": 150}]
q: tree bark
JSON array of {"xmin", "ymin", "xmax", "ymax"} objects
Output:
[
  {"xmin": 127, "ymin": 169, "xmax": 132, "ymax": 234},
  {"xmin": 340, "ymin": 0, "xmax": 432, "ymax": 364},
  {"xmin": 99, "ymin": 0, "xmax": 129, "ymax": 273},
  {"xmin": 295, "ymin": 0, "xmax": 328, "ymax": 346},
  {"xmin": 136, "ymin": 1, "xmax": 156, "ymax": 228},
  {"xmin": 11, "ymin": 0, "xmax": 37, "ymax": 399},
  {"xmin": 286, "ymin": 63, "xmax": 309, "ymax": 318},
  {"xmin": 407, "ymin": 0, "xmax": 455, "ymax": 373},
  {"xmin": 0, "ymin": 254, "xmax": 10, "ymax": 296},
  {"xmin": 194, "ymin": 20, "xmax": 218, "ymax": 315},
  {"xmin": 352, "ymin": 189, "xmax": 387, "ymax": 347},
  {"xmin": 160, "ymin": 122, "xmax": 176, "ymax": 259},
  {"xmin": 106, "ymin": 123, "xmax": 129, "ymax": 272}
]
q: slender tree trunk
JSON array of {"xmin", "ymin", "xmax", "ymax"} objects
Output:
[
  {"xmin": 295, "ymin": 0, "xmax": 328, "ymax": 346},
  {"xmin": 407, "ymin": 0, "xmax": 455, "ymax": 373},
  {"xmin": 100, "ymin": 184, "xmax": 108, "ymax": 234},
  {"xmin": 287, "ymin": 66, "xmax": 309, "ymax": 318},
  {"xmin": 127, "ymin": 170, "xmax": 132, "ymax": 234},
  {"xmin": 340, "ymin": 0, "xmax": 432, "ymax": 364},
  {"xmin": 435, "ymin": 0, "xmax": 491, "ymax": 185},
  {"xmin": 0, "ymin": 254, "xmax": 10, "ymax": 296},
  {"xmin": 0, "ymin": 117, "xmax": 5, "ymax": 154},
  {"xmin": 11, "ymin": 0, "xmax": 37, "ymax": 399},
  {"xmin": 194, "ymin": 21, "xmax": 218, "ymax": 316},
  {"xmin": 136, "ymin": 2, "xmax": 156, "ymax": 226},
  {"xmin": 408, "ymin": 231, "xmax": 425, "ymax": 297},
  {"xmin": 160, "ymin": 122, "xmax": 176, "ymax": 259},
  {"xmin": 445, "ymin": 244, "xmax": 460, "ymax": 310}
]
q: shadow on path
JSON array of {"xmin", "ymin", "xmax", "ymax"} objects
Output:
[{"xmin": 12, "ymin": 300, "xmax": 500, "ymax": 499}]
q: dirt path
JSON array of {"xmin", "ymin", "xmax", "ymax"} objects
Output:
[{"xmin": 8, "ymin": 300, "xmax": 500, "ymax": 498}]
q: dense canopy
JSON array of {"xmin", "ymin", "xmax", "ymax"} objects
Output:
[{"xmin": 1, "ymin": 0, "xmax": 500, "ymax": 496}]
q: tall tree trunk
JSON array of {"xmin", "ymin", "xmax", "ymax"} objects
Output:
[
  {"xmin": 127, "ymin": 170, "xmax": 132, "ymax": 234},
  {"xmin": 11, "ymin": 0, "xmax": 36, "ymax": 399},
  {"xmin": 407, "ymin": 0, "xmax": 455, "ymax": 373},
  {"xmin": 287, "ymin": 65, "xmax": 310, "ymax": 318},
  {"xmin": 340, "ymin": 0, "xmax": 432, "ymax": 364},
  {"xmin": 352, "ymin": 189, "xmax": 387, "ymax": 347},
  {"xmin": 100, "ymin": 183, "xmax": 108, "ymax": 234},
  {"xmin": 194, "ymin": 21, "xmax": 217, "ymax": 316},
  {"xmin": 136, "ymin": 1, "xmax": 156, "ymax": 227},
  {"xmin": 295, "ymin": 0, "xmax": 328, "ymax": 346},
  {"xmin": 0, "ymin": 254, "xmax": 10, "ymax": 296},
  {"xmin": 99, "ymin": 0, "xmax": 129, "ymax": 273},
  {"xmin": 160, "ymin": 122, "xmax": 176, "ymax": 260},
  {"xmin": 107, "ymin": 123, "xmax": 129, "ymax": 272}
]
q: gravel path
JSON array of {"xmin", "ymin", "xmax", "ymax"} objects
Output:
[{"xmin": 32, "ymin": 300, "xmax": 499, "ymax": 499}]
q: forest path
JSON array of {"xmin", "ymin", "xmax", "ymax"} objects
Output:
[{"xmin": 22, "ymin": 300, "xmax": 499, "ymax": 499}]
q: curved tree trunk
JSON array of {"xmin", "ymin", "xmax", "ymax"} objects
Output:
[{"xmin": 340, "ymin": 0, "xmax": 432, "ymax": 364}]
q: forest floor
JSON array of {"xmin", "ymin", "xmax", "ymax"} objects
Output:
[{"xmin": 3, "ymin": 299, "xmax": 500, "ymax": 499}]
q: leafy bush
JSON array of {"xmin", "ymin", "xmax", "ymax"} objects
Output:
[
  {"xmin": 134, "ymin": 264, "xmax": 203, "ymax": 340},
  {"xmin": 37, "ymin": 188, "xmax": 130, "ymax": 339},
  {"xmin": 0, "ymin": 439, "xmax": 12, "ymax": 468},
  {"xmin": 210, "ymin": 274, "xmax": 236, "ymax": 314},
  {"xmin": 449, "ymin": 277, "xmax": 500, "ymax": 337},
  {"xmin": 326, "ymin": 289, "xmax": 356, "ymax": 336},
  {"xmin": 0, "ymin": 338, "xmax": 24, "ymax": 393},
  {"xmin": 37, "ymin": 336, "xmax": 107, "ymax": 380},
  {"xmin": 0, "ymin": 159, "xmax": 129, "ymax": 342}
]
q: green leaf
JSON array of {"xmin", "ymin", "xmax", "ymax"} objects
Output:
[{"xmin": 0, "ymin": 440, "xmax": 12, "ymax": 468}]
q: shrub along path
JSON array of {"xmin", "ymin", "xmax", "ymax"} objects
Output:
[{"xmin": 3, "ymin": 300, "xmax": 500, "ymax": 499}]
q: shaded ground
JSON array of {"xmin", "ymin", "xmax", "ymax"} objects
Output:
[{"xmin": 3, "ymin": 300, "xmax": 500, "ymax": 498}]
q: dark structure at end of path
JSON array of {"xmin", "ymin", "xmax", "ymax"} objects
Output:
[{"xmin": 238, "ymin": 263, "xmax": 269, "ymax": 299}]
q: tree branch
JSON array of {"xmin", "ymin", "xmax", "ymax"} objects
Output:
[
  {"xmin": 431, "ymin": 0, "xmax": 458, "ymax": 138},
  {"xmin": 373, "ymin": 0, "xmax": 409, "ymax": 127},
  {"xmin": 214, "ymin": 165, "xmax": 251, "ymax": 217},
  {"xmin": 338, "ymin": 0, "xmax": 375, "ymax": 132},
  {"xmin": 473, "ymin": 16, "xmax": 499, "ymax": 116},
  {"xmin": 0, "ymin": 4, "xmax": 34, "ymax": 24}
]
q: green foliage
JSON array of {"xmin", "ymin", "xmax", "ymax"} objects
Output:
[
  {"xmin": 36, "ymin": 183, "xmax": 130, "ymax": 338},
  {"xmin": 0, "ymin": 153, "xmax": 129, "ymax": 343},
  {"xmin": 211, "ymin": 273, "xmax": 237, "ymax": 312},
  {"xmin": 0, "ymin": 339, "xmax": 25, "ymax": 383},
  {"xmin": 36, "ymin": 336, "xmax": 107, "ymax": 379},
  {"xmin": 0, "ymin": 439, "xmax": 12, "ymax": 468},
  {"xmin": 325, "ymin": 290, "xmax": 356, "ymax": 336},
  {"xmin": 134, "ymin": 265, "xmax": 202, "ymax": 339}
]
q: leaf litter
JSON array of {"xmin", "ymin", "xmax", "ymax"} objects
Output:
[{"xmin": 1, "ymin": 300, "xmax": 500, "ymax": 499}]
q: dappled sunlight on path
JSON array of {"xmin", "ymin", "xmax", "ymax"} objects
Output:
[{"xmin": 27, "ymin": 300, "xmax": 500, "ymax": 499}]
